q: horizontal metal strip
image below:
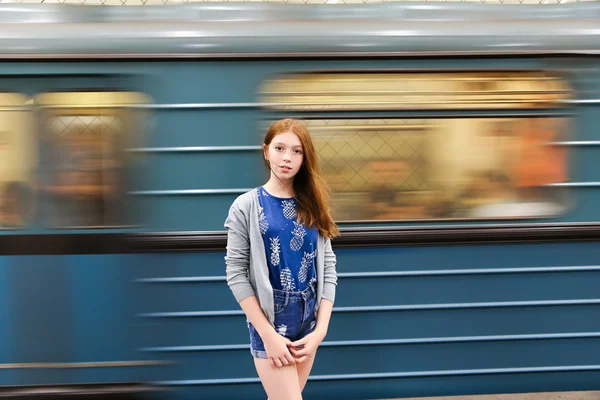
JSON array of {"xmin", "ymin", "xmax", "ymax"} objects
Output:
[
  {"xmin": 335, "ymin": 299, "xmax": 600, "ymax": 313},
  {"xmin": 138, "ymin": 310, "xmax": 243, "ymax": 318},
  {"xmin": 129, "ymin": 222, "xmax": 600, "ymax": 252},
  {"xmin": 127, "ymin": 146, "xmax": 262, "ymax": 154},
  {"xmin": 0, "ymin": 103, "xmax": 583, "ymax": 112},
  {"xmin": 340, "ymin": 265, "xmax": 600, "ymax": 278},
  {"xmin": 128, "ymin": 141, "xmax": 600, "ymax": 154},
  {"xmin": 19, "ymin": 99, "xmax": 600, "ymax": 110},
  {"xmin": 266, "ymin": 89, "xmax": 567, "ymax": 96},
  {"xmin": 130, "ymin": 182, "xmax": 597, "ymax": 196},
  {"xmin": 155, "ymin": 365, "xmax": 600, "ymax": 386},
  {"xmin": 161, "ymin": 104, "xmax": 571, "ymax": 113},
  {"xmin": 559, "ymin": 99, "xmax": 600, "ymax": 105},
  {"xmin": 142, "ymin": 344, "xmax": 249, "ymax": 352},
  {"xmin": 2, "ymin": 50, "xmax": 600, "ymax": 61},
  {"xmin": 130, "ymin": 189, "xmax": 252, "ymax": 196},
  {"xmin": 0, "ymin": 104, "xmax": 157, "ymax": 111},
  {"xmin": 544, "ymin": 182, "xmax": 600, "ymax": 188},
  {"xmin": 266, "ymin": 88, "xmax": 567, "ymax": 96},
  {"xmin": 134, "ymin": 265, "xmax": 600, "ymax": 283},
  {"xmin": 0, "ymin": 101, "xmax": 582, "ymax": 111},
  {"xmin": 122, "ymin": 103, "xmax": 269, "ymax": 110},
  {"xmin": 136, "ymin": 299, "xmax": 600, "ymax": 318},
  {"xmin": 135, "ymin": 276, "xmax": 225, "ymax": 283},
  {"xmin": 2, "ymin": 222, "xmax": 599, "ymax": 256},
  {"xmin": 0, "ymin": 360, "xmax": 168, "ymax": 369},
  {"xmin": 140, "ymin": 332, "xmax": 600, "ymax": 353},
  {"xmin": 312, "ymin": 365, "xmax": 600, "ymax": 381},
  {"xmin": 551, "ymin": 141, "xmax": 600, "ymax": 147},
  {"xmin": 0, "ymin": 384, "xmax": 161, "ymax": 396},
  {"xmin": 126, "ymin": 141, "xmax": 600, "ymax": 155},
  {"xmin": 260, "ymin": 101, "xmax": 567, "ymax": 108},
  {"xmin": 0, "ymin": 103, "xmax": 266, "ymax": 110}
]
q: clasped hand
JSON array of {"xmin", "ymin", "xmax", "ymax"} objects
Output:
[
  {"xmin": 289, "ymin": 330, "xmax": 324, "ymax": 363},
  {"xmin": 263, "ymin": 330, "xmax": 325, "ymax": 367}
]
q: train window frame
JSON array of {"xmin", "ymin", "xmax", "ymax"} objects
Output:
[
  {"xmin": 34, "ymin": 90, "xmax": 150, "ymax": 230},
  {"xmin": 257, "ymin": 70, "xmax": 574, "ymax": 224},
  {"xmin": 0, "ymin": 92, "xmax": 37, "ymax": 230}
]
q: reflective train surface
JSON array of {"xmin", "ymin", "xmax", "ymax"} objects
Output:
[{"xmin": 0, "ymin": 3, "xmax": 599, "ymax": 399}]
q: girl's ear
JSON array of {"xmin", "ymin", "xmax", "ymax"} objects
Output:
[{"xmin": 263, "ymin": 143, "xmax": 269, "ymax": 161}]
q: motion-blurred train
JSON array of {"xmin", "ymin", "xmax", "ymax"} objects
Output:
[{"xmin": 0, "ymin": 2, "xmax": 599, "ymax": 399}]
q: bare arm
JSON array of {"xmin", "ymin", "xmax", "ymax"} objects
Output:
[
  {"xmin": 314, "ymin": 298, "xmax": 333, "ymax": 338},
  {"xmin": 239, "ymin": 295, "xmax": 276, "ymax": 339},
  {"xmin": 238, "ymin": 292, "xmax": 297, "ymax": 368}
]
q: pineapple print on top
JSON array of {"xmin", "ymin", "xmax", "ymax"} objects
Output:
[
  {"xmin": 290, "ymin": 221, "xmax": 306, "ymax": 252},
  {"xmin": 281, "ymin": 199, "xmax": 296, "ymax": 220},
  {"xmin": 257, "ymin": 187, "xmax": 269, "ymax": 234},
  {"xmin": 280, "ymin": 267, "xmax": 296, "ymax": 292},
  {"xmin": 299, "ymin": 251, "xmax": 316, "ymax": 283},
  {"xmin": 270, "ymin": 237, "xmax": 281, "ymax": 267},
  {"xmin": 258, "ymin": 205, "xmax": 269, "ymax": 235},
  {"xmin": 257, "ymin": 186, "xmax": 318, "ymax": 292}
]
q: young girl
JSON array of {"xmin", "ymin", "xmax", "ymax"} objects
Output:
[{"xmin": 225, "ymin": 118, "xmax": 339, "ymax": 400}]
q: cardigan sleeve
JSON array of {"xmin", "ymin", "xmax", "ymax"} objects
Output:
[
  {"xmin": 322, "ymin": 237, "xmax": 338, "ymax": 304},
  {"xmin": 224, "ymin": 201, "xmax": 256, "ymax": 303}
]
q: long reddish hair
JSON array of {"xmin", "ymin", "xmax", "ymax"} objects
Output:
[{"xmin": 263, "ymin": 119, "xmax": 339, "ymax": 239}]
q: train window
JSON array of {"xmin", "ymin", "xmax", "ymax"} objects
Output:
[
  {"xmin": 35, "ymin": 91, "xmax": 148, "ymax": 229},
  {"xmin": 259, "ymin": 72, "xmax": 572, "ymax": 222},
  {"xmin": 259, "ymin": 71, "xmax": 571, "ymax": 111},
  {"xmin": 0, "ymin": 94, "xmax": 36, "ymax": 228}
]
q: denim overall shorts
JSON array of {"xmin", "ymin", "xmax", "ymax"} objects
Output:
[{"xmin": 248, "ymin": 282, "xmax": 317, "ymax": 359}]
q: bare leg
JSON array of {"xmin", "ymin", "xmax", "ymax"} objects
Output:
[
  {"xmin": 255, "ymin": 358, "xmax": 303, "ymax": 400},
  {"xmin": 296, "ymin": 351, "xmax": 317, "ymax": 392}
]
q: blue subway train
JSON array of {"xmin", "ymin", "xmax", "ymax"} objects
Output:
[{"xmin": 0, "ymin": 2, "xmax": 599, "ymax": 399}]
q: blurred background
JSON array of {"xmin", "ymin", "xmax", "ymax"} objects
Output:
[{"xmin": 0, "ymin": 1, "xmax": 599, "ymax": 400}]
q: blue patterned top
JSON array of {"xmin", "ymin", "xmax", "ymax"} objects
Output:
[{"xmin": 257, "ymin": 187, "xmax": 318, "ymax": 292}]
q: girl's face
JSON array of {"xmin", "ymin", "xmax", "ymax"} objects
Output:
[{"xmin": 264, "ymin": 131, "xmax": 304, "ymax": 182}]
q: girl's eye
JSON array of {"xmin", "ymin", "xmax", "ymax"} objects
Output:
[
  {"xmin": 294, "ymin": 150, "xmax": 303, "ymax": 154},
  {"xmin": 275, "ymin": 146, "xmax": 283, "ymax": 151}
]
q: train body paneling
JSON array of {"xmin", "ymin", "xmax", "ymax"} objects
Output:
[
  {"xmin": 0, "ymin": 3, "xmax": 600, "ymax": 399},
  {"xmin": 0, "ymin": 254, "xmax": 151, "ymax": 384},
  {"xmin": 133, "ymin": 242, "xmax": 600, "ymax": 399}
]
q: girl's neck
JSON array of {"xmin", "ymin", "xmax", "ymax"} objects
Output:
[{"xmin": 263, "ymin": 176, "xmax": 295, "ymax": 198}]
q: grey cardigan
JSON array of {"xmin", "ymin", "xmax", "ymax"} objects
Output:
[{"xmin": 224, "ymin": 188, "xmax": 338, "ymax": 325}]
